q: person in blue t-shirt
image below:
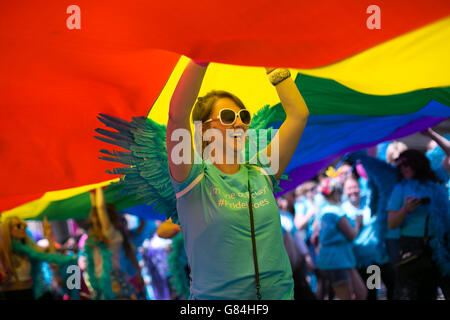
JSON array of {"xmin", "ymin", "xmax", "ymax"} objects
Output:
[
  {"xmin": 277, "ymin": 197, "xmax": 316, "ymax": 300},
  {"xmin": 294, "ymin": 180, "xmax": 322, "ymax": 296},
  {"xmin": 294, "ymin": 181, "xmax": 319, "ymax": 249},
  {"xmin": 317, "ymin": 178, "xmax": 367, "ymax": 300},
  {"xmin": 387, "ymin": 149, "xmax": 450, "ymax": 300},
  {"xmin": 119, "ymin": 216, "xmax": 157, "ymax": 299},
  {"xmin": 342, "ymin": 176, "xmax": 395, "ymax": 300}
]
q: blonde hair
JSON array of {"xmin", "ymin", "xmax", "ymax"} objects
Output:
[
  {"xmin": 0, "ymin": 216, "xmax": 33, "ymax": 280},
  {"xmin": 386, "ymin": 141, "xmax": 408, "ymax": 164}
]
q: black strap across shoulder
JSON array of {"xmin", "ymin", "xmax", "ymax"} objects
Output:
[
  {"xmin": 423, "ymin": 213, "xmax": 430, "ymax": 244},
  {"xmin": 248, "ymin": 180, "xmax": 262, "ymax": 300}
]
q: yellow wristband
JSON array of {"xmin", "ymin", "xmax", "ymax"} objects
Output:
[{"xmin": 267, "ymin": 68, "xmax": 291, "ymax": 86}]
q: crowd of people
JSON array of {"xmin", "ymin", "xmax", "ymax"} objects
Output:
[
  {"xmin": 1, "ymin": 128, "xmax": 448, "ymax": 300},
  {"xmin": 276, "ymin": 128, "xmax": 450, "ymax": 300},
  {"xmin": 0, "ymin": 188, "xmax": 186, "ymax": 300}
]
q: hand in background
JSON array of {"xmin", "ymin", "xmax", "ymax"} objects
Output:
[
  {"xmin": 403, "ymin": 196, "xmax": 422, "ymax": 213},
  {"xmin": 420, "ymin": 128, "xmax": 433, "ymax": 137}
]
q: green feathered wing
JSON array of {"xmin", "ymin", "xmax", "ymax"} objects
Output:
[
  {"xmin": 96, "ymin": 114, "xmax": 178, "ymax": 222},
  {"xmin": 95, "ymin": 105, "xmax": 287, "ymax": 223}
]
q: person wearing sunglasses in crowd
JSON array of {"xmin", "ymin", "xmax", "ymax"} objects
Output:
[
  {"xmin": 387, "ymin": 149, "xmax": 450, "ymax": 299},
  {"xmin": 166, "ymin": 59, "xmax": 309, "ymax": 300}
]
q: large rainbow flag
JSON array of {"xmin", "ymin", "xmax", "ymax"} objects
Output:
[{"xmin": 1, "ymin": 1, "xmax": 449, "ymax": 220}]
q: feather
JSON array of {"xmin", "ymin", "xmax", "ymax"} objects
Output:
[{"xmin": 96, "ymin": 115, "xmax": 179, "ymax": 223}]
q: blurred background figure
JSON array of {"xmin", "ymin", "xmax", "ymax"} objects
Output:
[
  {"xmin": 294, "ymin": 181, "xmax": 319, "ymax": 245},
  {"xmin": 277, "ymin": 197, "xmax": 316, "ymax": 300},
  {"xmin": 316, "ymin": 178, "xmax": 367, "ymax": 300},
  {"xmin": 294, "ymin": 180, "xmax": 322, "ymax": 296},
  {"xmin": 149, "ymin": 218, "xmax": 188, "ymax": 300},
  {"xmin": 0, "ymin": 216, "xmax": 76, "ymax": 300},
  {"xmin": 342, "ymin": 176, "xmax": 395, "ymax": 300},
  {"xmin": 387, "ymin": 149, "xmax": 450, "ymax": 300},
  {"xmin": 118, "ymin": 214, "xmax": 156, "ymax": 299},
  {"xmin": 81, "ymin": 187, "xmax": 144, "ymax": 300},
  {"xmin": 383, "ymin": 142, "xmax": 408, "ymax": 297}
]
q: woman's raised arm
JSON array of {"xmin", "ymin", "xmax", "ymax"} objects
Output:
[
  {"xmin": 167, "ymin": 60, "xmax": 208, "ymax": 183},
  {"xmin": 264, "ymin": 68, "xmax": 309, "ymax": 180}
]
